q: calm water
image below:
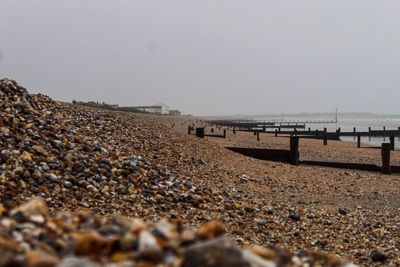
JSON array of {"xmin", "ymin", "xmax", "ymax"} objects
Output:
[{"xmin": 256, "ymin": 114, "xmax": 400, "ymax": 148}]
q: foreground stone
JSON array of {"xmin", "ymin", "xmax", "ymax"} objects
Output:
[{"xmin": 0, "ymin": 198, "xmax": 355, "ymax": 267}]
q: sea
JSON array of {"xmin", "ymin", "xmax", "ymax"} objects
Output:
[{"xmin": 255, "ymin": 113, "xmax": 400, "ymax": 148}]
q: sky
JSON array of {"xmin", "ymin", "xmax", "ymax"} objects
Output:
[{"xmin": 1, "ymin": 1, "xmax": 400, "ymax": 116}]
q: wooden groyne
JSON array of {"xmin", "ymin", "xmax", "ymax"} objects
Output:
[
  {"xmin": 206, "ymin": 120, "xmax": 400, "ymax": 148},
  {"xmin": 270, "ymin": 127, "xmax": 399, "ymax": 149},
  {"xmin": 190, "ymin": 126, "xmax": 226, "ymax": 139},
  {"xmin": 226, "ymin": 137, "xmax": 397, "ymax": 174},
  {"xmin": 190, "ymin": 122, "xmax": 399, "ymax": 149},
  {"xmin": 187, "ymin": 122, "xmax": 398, "ymax": 174},
  {"xmin": 207, "ymin": 118, "xmax": 336, "ymax": 131}
]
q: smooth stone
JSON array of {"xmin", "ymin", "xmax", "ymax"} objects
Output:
[
  {"xmin": 266, "ymin": 208, "xmax": 274, "ymax": 215},
  {"xmin": 181, "ymin": 238, "xmax": 250, "ymax": 267},
  {"xmin": 338, "ymin": 208, "xmax": 348, "ymax": 215},
  {"xmin": 289, "ymin": 214, "xmax": 300, "ymax": 222},
  {"xmin": 370, "ymin": 251, "xmax": 389, "ymax": 262},
  {"xmin": 60, "ymin": 257, "xmax": 100, "ymax": 267},
  {"xmin": 11, "ymin": 197, "xmax": 48, "ymax": 218},
  {"xmin": 242, "ymin": 250, "xmax": 277, "ymax": 267},
  {"xmin": 307, "ymin": 213, "xmax": 316, "ymax": 219},
  {"xmin": 138, "ymin": 231, "xmax": 160, "ymax": 252},
  {"xmin": 0, "ymin": 150, "xmax": 11, "ymax": 161},
  {"xmin": 254, "ymin": 219, "xmax": 267, "ymax": 226},
  {"xmin": 26, "ymin": 250, "xmax": 59, "ymax": 267},
  {"xmin": 196, "ymin": 221, "xmax": 225, "ymax": 240},
  {"xmin": 48, "ymin": 173, "xmax": 60, "ymax": 182},
  {"xmin": 0, "ymin": 238, "xmax": 24, "ymax": 267}
]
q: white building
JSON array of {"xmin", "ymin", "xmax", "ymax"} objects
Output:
[{"xmin": 134, "ymin": 103, "xmax": 169, "ymax": 114}]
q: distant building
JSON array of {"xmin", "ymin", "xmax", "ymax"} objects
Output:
[
  {"xmin": 169, "ymin": 110, "xmax": 181, "ymax": 116},
  {"xmin": 134, "ymin": 103, "xmax": 169, "ymax": 115}
]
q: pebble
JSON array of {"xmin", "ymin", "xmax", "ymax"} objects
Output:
[
  {"xmin": 0, "ymin": 199, "xmax": 354, "ymax": 267},
  {"xmin": 11, "ymin": 197, "xmax": 48, "ymax": 218},
  {"xmin": 255, "ymin": 219, "xmax": 267, "ymax": 226},
  {"xmin": 307, "ymin": 212, "xmax": 316, "ymax": 219},
  {"xmin": 47, "ymin": 173, "xmax": 60, "ymax": 182},
  {"xmin": 249, "ymin": 246, "xmax": 277, "ymax": 260},
  {"xmin": 289, "ymin": 214, "xmax": 301, "ymax": 222},
  {"xmin": 26, "ymin": 250, "xmax": 60, "ymax": 267},
  {"xmin": 370, "ymin": 251, "xmax": 389, "ymax": 262},
  {"xmin": 182, "ymin": 238, "xmax": 268, "ymax": 267},
  {"xmin": 338, "ymin": 208, "xmax": 348, "ymax": 215},
  {"xmin": 196, "ymin": 221, "xmax": 225, "ymax": 240},
  {"xmin": 0, "ymin": 149, "xmax": 11, "ymax": 161},
  {"xmin": 60, "ymin": 257, "xmax": 100, "ymax": 267},
  {"xmin": 138, "ymin": 231, "xmax": 160, "ymax": 252},
  {"xmin": 266, "ymin": 207, "xmax": 274, "ymax": 215}
]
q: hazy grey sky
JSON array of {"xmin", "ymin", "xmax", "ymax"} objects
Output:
[{"xmin": 1, "ymin": 1, "xmax": 400, "ymax": 115}]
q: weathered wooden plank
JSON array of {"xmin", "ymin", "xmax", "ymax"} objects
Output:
[{"xmin": 381, "ymin": 143, "xmax": 391, "ymax": 174}]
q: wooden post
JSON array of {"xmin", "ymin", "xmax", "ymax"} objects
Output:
[
  {"xmin": 368, "ymin": 126, "xmax": 371, "ymax": 141},
  {"xmin": 223, "ymin": 129, "xmax": 226, "ymax": 138},
  {"xmin": 308, "ymin": 127, "xmax": 311, "ymax": 132},
  {"xmin": 398, "ymin": 126, "xmax": 400, "ymax": 141},
  {"xmin": 257, "ymin": 131, "xmax": 260, "ymax": 141},
  {"xmin": 357, "ymin": 134, "xmax": 361, "ymax": 148},
  {"xmin": 323, "ymin": 133, "xmax": 328, "ymax": 145},
  {"xmin": 275, "ymin": 129, "xmax": 278, "ymax": 137},
  {"xmin": 188, "ymin": 126, "xmax": 191, "ymax": 134},
  {"xmin": 195, "ymin": 127, "xmax": 205, "ymax": 138},
  {"xmin": 233, "ymin": 126, "xmax": 236, "ymax": 134},
  {"xmin": 381, "ymin": 143, "xmax": 391, "ymax": 174},
  {"xmin": 294, "ymin": 128, "xmax": 297, "ymax": 136},
  {"xmin": 383, "ymin": 126, "xmax": 386, "ymax": 141},
  {"xmin": 316, "ymin": 129, "xmax": 319, "ymax": 137},
  {"xmin": 211, "ymin": 128, "xmax": 214, "ymax": 133},
  {"xmin": 335, "ymin": 127, "xmax": 340, "ymax": 140},
  {"xmin": 390, "ymin": 135, "xmax": 395, "ymax": 150},
  {"xmin": 290, "ymin": 136, "xmax": 299, "ymax": 165}
]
